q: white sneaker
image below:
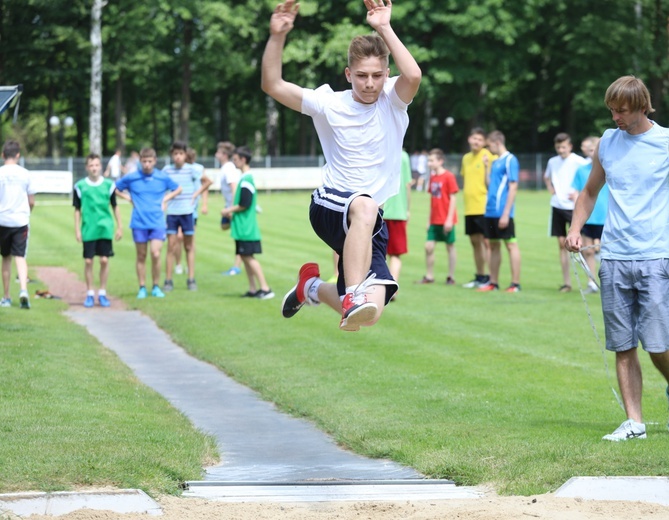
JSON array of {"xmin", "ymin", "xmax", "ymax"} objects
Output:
[
  {"xmin": 602, "ymin": 419, "xmax": 646, "ymax": 442},
  {"xmin": 174, "ymin": 264, "xmax": 184, "ymax": 275}
]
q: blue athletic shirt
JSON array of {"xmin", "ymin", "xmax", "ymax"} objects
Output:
[
  {"xmin": 485, "ymin": 152, "xmax": 519, "ymax": 218},
  {"xmin": 114, "ymin": 169, "xmax": 179, "ymax": 230},
  {"xmin": 598, "ymin": 122, "xmax": 669, "ymax": 260},
  {"xmin": 571, "ymin": 163, "xmax": 609, "ymax": 226},
  {"xmin": 163, "ymin": 163, "xmax": 201, "ymax": 216}
]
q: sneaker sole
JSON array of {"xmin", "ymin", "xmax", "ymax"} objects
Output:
[
  {"xmin": 340, "ymin": 304, "xmax": 377, "ymax": 332},
  {"xmin": 281, "ymin": 285, "xmax": 302, "ymax": 318},
  {"xmin": 602, "ymin": 432, "xmax": 646, "ymax": 442},
  {"xmin": 19, "ymin": 295, "xmax": 30, "ymax": 309}
]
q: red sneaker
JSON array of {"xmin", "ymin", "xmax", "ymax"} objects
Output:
[
  {"xmin": 281, "ymin": 263, "xmax": 320, "ymax": 318},
  {"xmin": 339, "ymin": 274, "xmax": 378, "ymax": 332},
  {"xmin": 476, "ymin": 283, "xmax": 499, "ymax": 292}
]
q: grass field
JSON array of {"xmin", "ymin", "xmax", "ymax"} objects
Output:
[{"xmin": 2, "ymin": 188, "xmax": 669, "ymax": 496}]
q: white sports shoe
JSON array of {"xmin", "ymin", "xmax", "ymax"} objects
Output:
[{"xmin": 602, "ymin": 419, "xmax": 646, "ymax": 442}]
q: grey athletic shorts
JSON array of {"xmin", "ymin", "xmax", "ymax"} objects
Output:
[{"xmin": 600, "ymin": 259, "xmax": 669, "ymax": 353}]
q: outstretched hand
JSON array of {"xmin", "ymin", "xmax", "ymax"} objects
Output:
[
  {"xmin": 270, "ymin": 0, "xmax": 300, "ymax": 36},
  {"xmin": 364, "ymin": 0, "xmax": 392, "ymax": 30}
]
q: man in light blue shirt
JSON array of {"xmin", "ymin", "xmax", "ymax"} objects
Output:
[{"xmin": 566, "ymin": 75, "xmax": 669, "ymax": 443}]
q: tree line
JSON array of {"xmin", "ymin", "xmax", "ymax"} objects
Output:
[{"xmin": 0, "ymin": 0, "xmax": 667, "ymax": 158}]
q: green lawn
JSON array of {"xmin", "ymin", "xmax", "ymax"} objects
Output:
[{"xmin": 4, "ymin": 189, "xmax": 668, "ymax": 496}]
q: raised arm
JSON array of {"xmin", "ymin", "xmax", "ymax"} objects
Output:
[
  {"xmin": 261, "ymin": 0, "xmax": 304, "ymax": 112},
  {"xmin": 364, "ymin": 0, "xmax": 421, "ymax": 104}
]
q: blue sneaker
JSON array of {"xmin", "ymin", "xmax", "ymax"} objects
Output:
[
  {"xmin": 84, "ymin": 295, "xmax": 95, "ymax": 308},
  {"xmin": 223, "ymin": 266, "xmax": 241, "ymax": 276},
  {"xmin": 151, "ymin": 285, "xmax": 165, "ymax": 298},
  {"xmin": 98, "ymin": 294, "xmax": 111, "ymax": 307},
  {"xmin": 19, "ymin": 290, "xmax": 30, "ymax": 310},
  {"xmin": 137, "ymin": 286, "xmax": 148, "ymax": 299},
  {"xmin": 0, "ymin": 298, "xmax": 11, "ymax": 308}
]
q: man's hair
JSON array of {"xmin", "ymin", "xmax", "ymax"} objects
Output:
[
  {"xmin": 348, "ymin": 35, "xmax": 389, "ymax": 68},
  {"xmin": 2, "ymin": 139, "xmax": 20, "ymax": 159},
  {"xmin": 487, "ymin": 130, "xmax": 505, "ymax": 144},
  {"xmin": 429, "ymin": 148, "xmax": 445, "ymax": 162},
  {"xmin": 170, "ymin": 140, "xmax": 188, "ymax": 153},
  {"xmin": 86, "ymin": 153, "xmax": 101, "ymax": 164},
  {"xmin": 554, "ymin": 132, "xmax": 571, "ymax": 145},
  {"xmin": 234, "ymin": 146, "xmax": 252, "ymax": 165},
  {"xmin": 469, "ymin": 127, "xmax": 486, "ymax": 138},
  {"xmin": 139, "ymin": 147, "xmax": 157, "ymax": 159},
  {"xmin": 217, "ymin": 141, "xmax": 235, "ymax": 157},
  {"xmin": 605, "ymin": 75, "xmax": 655, "ymax": 115}
]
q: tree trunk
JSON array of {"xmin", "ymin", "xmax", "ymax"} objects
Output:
[
  {"xmin": 178, "ymin": 19, "xmax": 193, "ymax": 143},
  {"xmin": 89, "ymin": 0, "xmax": 105, "ymax": 155}
]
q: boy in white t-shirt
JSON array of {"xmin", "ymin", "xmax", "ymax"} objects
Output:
[
  {"xmin": 215, "ymin": 140, "xmax": 243, "ymax": 276},
  {"xmin": 0, "ymin": 140, "xmax": 36, "ymax": 309},
  {"xmin": 262, "ymin": 0, "xmax": 421, "ymax": 331},
  {"xmin": 543, "ymin": 132, "xmax": 587, "ymax": 292}
]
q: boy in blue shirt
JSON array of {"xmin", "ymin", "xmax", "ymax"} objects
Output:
[
  {"xmin": 115, "ymin": 147, "xmax": 182, "ymax": 299},
  {"xmin": 477, "ymin": 130, "xmax": 522, "ymax": 293}
]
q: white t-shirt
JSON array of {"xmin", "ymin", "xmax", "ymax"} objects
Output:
[
  {"xmin": 0, "ymin": 163, "xmax": 35, "ymax": 227},
  {"xmin": 106, "ymin": 154, "xmax": 121, "ymax": 179},
  {"xmin": 544, "ymin": 153, "xmax": 588, "ymax": 210},
  {"xmin": 301, "ymin": 76, "xmax": 410, "ymax": 205},
  {"xmin": 220, "ymin": 161, "xmax": 241, "ymax": 207}
]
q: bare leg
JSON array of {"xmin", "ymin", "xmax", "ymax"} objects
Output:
[
  {"xmin": 241, "ymin": 255, "xmax": 269, "ymax": 292},
  {"xmin": 506, "ymin": 241, "xmax": 521, "ymax": 285},
  {"xmin": 135, "ymin": 243, "xmax": 148, "ymax": 287},
  {"xmin": 2, "ymin": 255, "xmax": 11, "ymax": 298},
  {"xmin": 447, "ymin": 243, "xmax": 456, "ymax": 280},
  {"xmin": 488, "ymin": 240, "xmax": 502, "ymax": 285},
  {"xmin": 616, "ymin": 349, "xmax": 643, "ymax": 423},
  {"xmin": 470, "ymin": 233, "xmax": 489, "ymax": 277},
  {"xmin": 649, "ymin": 351, "xmax": 669, "ymax": 387},
  {"xmin": 317, "ymin": 282, "xmax": 386, "ymax": 326},
  {"xmin": 84, "ymin": 258, "xmax": 94, "ymax": 291},
  {"xmin": 99, "ymin": 256, "xmax": 109, "ymax": 291},
  {"xmin": 558, "ymin": 236, "xmax": 571, "ymax": 287},
  {"xmin": 165, "ymin": 234, "xmax": 178, "ymax": 280},
  {"xmin": 150, "ymin": 239, "xmax": 163, "ymax": 287},
  {"xmin": 424, "ymin": 240, "xmax": 436, "ymax": 280},
  {"xmin": 175, "ymin": 231, "xmax": 184, "ymax": 267},
  {"xmin": 183, "ymin": 235, "xmax": 195, "ymax": 279},
  {"xmin": 14, "ymin": 256, "xmax": 28, "ymax": 293},
  {"xmin": 342, "ymin": 196, "xmax": 377, "ymax": 288},
  {"xmin": 388, "ymin": 254, "xmax": 402, "ymax": 282}
]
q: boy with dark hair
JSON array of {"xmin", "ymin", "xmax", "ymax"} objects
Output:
[
  {"xmin": 73, "ymin": 153, "xmax": 123, "ymax": 307},
  {"xmin": 0, "ymin": 140, "xmax": 35, "ymax": 309},
  {"xmin": 416, "ymin": 149, "xmax": 458, "ymax": 285},
  {"xmin": 220, "ymin": 146, "xmax": 274, "ymax": 300},
  {"xmin": 115, "ymin": 147, "xmax": 182, "ymax": 299},
  {"xmin": 263, "ymin": 0, "xmax": 421, "ymax": 331},
  {"xmin": 544, "ymin": 132, "xmax": 588, "ymax": 292},
  {"xmin": 461, "ymin": 127, "xmax": 495, "ymax": 289},
  {"xmin": 162, "ymin": 141, "xmax": 210, "ymax": 292},
  {"xmin": 477, "ymin": 131, "xmax": 521, "ymax": 292}
]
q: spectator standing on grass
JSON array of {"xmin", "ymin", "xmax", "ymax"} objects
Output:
[
  {"xmin": 263, "ymin": 0, "xmax": 421, "ymax": 331},
  {"xmin": 476, "ymin": 131, "xmax": 521, "ymax": 293},
  {"xmin": 461, "ymin": 127, "xmax": 496, "ymax": 289},
  {"xmin": 544, "ymin": 132, "xmax": 588, "ymax": 292},
  {"xmin": 215, "ymin": 141, "xmax": 243, "ymax": 276},
  {"xmin": 565, "ymin": 75, "xmax": 669, "ymax": 442},
  {"xmin": 569, "ymin": 136, "xmax": 606, "ymax": 294},
  {"xmin": 220, "ymin": 146, "xmax": 274, "ymax": 300},
  {"xmin": 162, "ymin": 141, "xmax": 211, "ymax": 292},
  {"xmin": 0, "ymin": 139, "xmax": 35, "ymax": 309},
  {"xmin": 416, "ymin": 148, "xmax": 458, "ymax": 286},
  {"xmin": 383, "ymin": 148, "xmax": 412, "ymax": 291},
  {"xmin": 103, "ymin": 149, "xmax": 123, "ymax": 180},
  {"xmin": 73, "ymin": 153, "xmax": 123, "ymax": 308},
  {"xmin": 114, "ymin": 147, "xmax": 182, "ymax": 299}
]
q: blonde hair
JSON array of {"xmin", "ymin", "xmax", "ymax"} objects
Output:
[
  {"xmin": 139, "ymin": 147, "xmax": 157, "ymax": 159},
  {"xmin": 605, "ymin": 75, "xmax": 654, "ymax": 115},
  {"xmin": 348, "ymin": 35, "xmax": 389, "ymax": 68}
]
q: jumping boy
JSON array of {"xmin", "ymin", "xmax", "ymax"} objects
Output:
[
  {"xmin": 114, "ymin": 147, "xmax": 182, "ymax": 299},
  {"xmin": 416, "ymin": 149, "xmax": 458, "ymax": 285},
  {"xmin": 73, "ymin": 153, "xmax": 123, "ymax": 307},
  {"xmin": 162, "ymin": 141, "xmax": 210, "ymax": 292},
  {"xmin": 263, "ymin": 0, "xmax": 421, "ymax": 331},
  {"xmin": 0, "ymin": 140, "xmax": 35, "ymax": 309},
  {"xmin": 220, "ymin": 146, "xmax": 274, "ymax": 300}
]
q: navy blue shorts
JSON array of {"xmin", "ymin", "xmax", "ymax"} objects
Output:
[
  {"xmin": 309, "ymin": 187, "xmax": 397, "ymax": 304},
  {"xmin": 166, "ymin": 214, "xmax": 195, "ymax": 235}
]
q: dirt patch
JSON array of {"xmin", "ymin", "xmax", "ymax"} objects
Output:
[{"xmin": 35, "ymin": 266, "xmax": 127, "ymax": 310}]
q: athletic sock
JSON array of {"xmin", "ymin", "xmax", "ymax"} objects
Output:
[
  {"xmin": 87, "ymin": 290, "xmax": 95, "ymax": 296},
  {"xmin": 98, "ymin": 289, "xmax": 106, "ymax": 296},
  {"xmin": 307, "ymin": 278, "xmax": 322, "ymax": 304}
]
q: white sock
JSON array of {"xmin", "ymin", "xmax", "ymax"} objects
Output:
[
  {"xmin": 345, "ymin": 284, "xmax": 358, "ymax": 294},
  {"xmin": 587, "ymin": 280, "xmax": 598, "ymax": 290},
  {"xmin": 87, "ymin": 290, "xmax": 95, "ymax": 296},
  {"xmin": 307, "ymin": 278, "xmax": 322, "ymax": 304},
  {"xmin": 98, "ymin": 289, "xmax": 106, "ymax": 296}
]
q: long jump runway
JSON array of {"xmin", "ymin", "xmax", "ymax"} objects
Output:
[{"xmin": 65, "ymin": 309, "xmax": 482, "ymax": 502}]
